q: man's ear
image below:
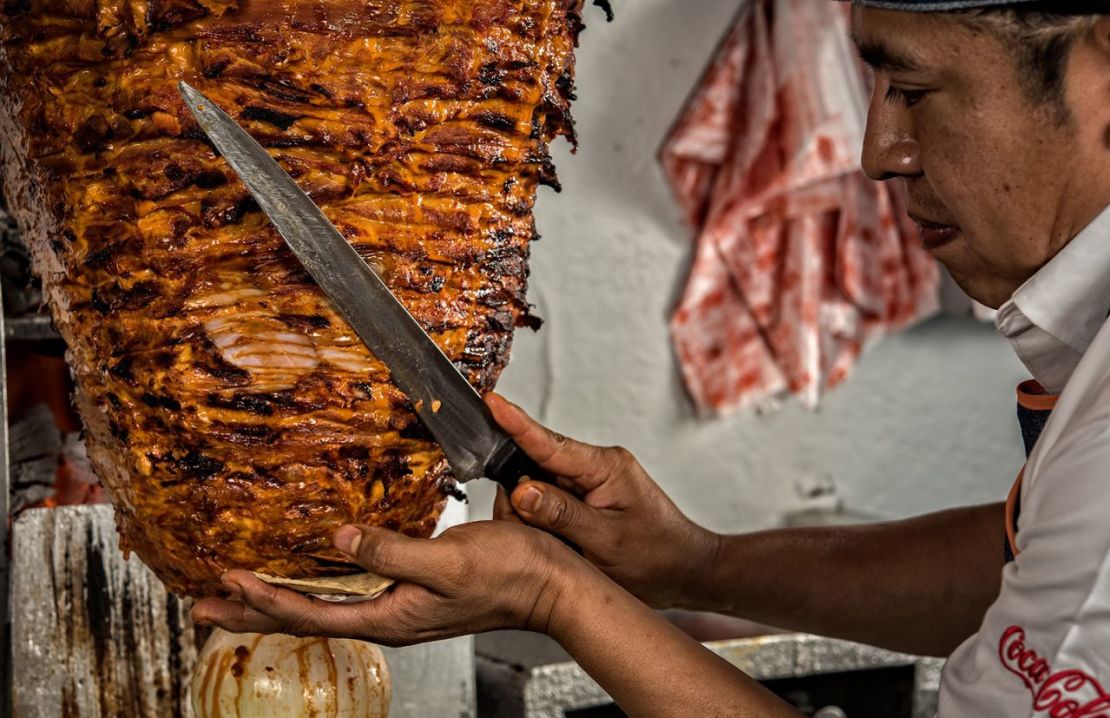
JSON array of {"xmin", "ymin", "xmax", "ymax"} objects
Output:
[
  {"xmin": 1098, "ymin": 16, "xmax": 1110, "ymax": 152},
  {"xmin": 1095, "ymin": 15, "xmax": 1110, "ymax": 58}
]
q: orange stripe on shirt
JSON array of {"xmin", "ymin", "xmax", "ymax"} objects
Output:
[{"xmin": 1017, "ymin": 380, "xmax": 1059, "ymax": 412}]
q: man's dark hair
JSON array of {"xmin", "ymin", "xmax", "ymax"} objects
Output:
[{"xmin": 955, "ymin": 9, "xmax": 1098, "ymax": 123}]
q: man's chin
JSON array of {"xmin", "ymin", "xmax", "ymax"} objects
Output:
[{"xmin": 942, "ymin": 267, "xmax": 1011, "ymax": 311}]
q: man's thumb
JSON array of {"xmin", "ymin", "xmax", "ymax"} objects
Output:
[
  {"xmin": 511, "ymin": 481, "xmax": 599, "ymax": 543},
  {"xmin": 333, "ymin": 525, "xmax": 442, "ymax": 584}
]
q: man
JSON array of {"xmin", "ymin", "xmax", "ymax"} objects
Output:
[{"xmin": 194, "ymin": 1, "xmax": 1110, "ymax": 715}]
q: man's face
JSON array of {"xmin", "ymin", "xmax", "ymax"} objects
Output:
[{"xmin": 852, "ymin": 9, "xmax": 1110, "ymax": 309}]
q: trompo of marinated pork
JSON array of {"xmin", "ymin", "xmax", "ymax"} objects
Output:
[{"xmin": 0, "ymin": 0, "xmax": 584, "ymax": 597}]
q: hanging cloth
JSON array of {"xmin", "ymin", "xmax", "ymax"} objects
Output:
[{"xmin": 662, "ymin": 0, "xmax": 940, "ymax": 413}]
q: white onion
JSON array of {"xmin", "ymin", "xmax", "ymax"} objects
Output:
[{"xmin": 191, "ymin": 629, "xmax": 391, "ymax": 718}]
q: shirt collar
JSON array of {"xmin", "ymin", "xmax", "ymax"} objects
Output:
[{"xmin": 996, "ymin": 204, "xmax": 1110, "ymax": 388}]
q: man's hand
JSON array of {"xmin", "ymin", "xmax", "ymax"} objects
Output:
[
  {"xmin": 193, "ymin": 495, "xmax": 802, "ymax": 718},
  {"xmin": 486, "ymin": 393, "xmax": 720, "ymax": 610},
  {"xmin": 190, "ymin": 520, "xmax": 582, "ymax": 646}
]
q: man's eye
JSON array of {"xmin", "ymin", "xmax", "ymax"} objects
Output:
[{"xmin": 885, "ymin": 85, "xmax": 927, "ymax": 107}]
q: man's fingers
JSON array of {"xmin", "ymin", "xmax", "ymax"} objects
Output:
[
  {"xmin": 333, "ymin": 525, "xmax": 451, "ymax": 587},
  {"xmin": 511, "ymin": 480, "xmax": 607, "ymax": 545},
  {"xmin": 218, "ymin": 570, "xmax": 335, "ymax": 636},
  {"xmin": 191, "ymin": 594, "xmax": 286, "ymax": 635},
  {"xmin": 493, "ymin": 486, "xmax": 525, "ymax": 524},
  {"xmin": 485, "ymin": 394, "xmax": 608, "ymax": 489},
  {"xmin": 203, "ymin": 571, "xmax": 433, "ymax": 643},
  {"xmin": 556, "ymin": 475, "xmax": 587, "ymax": 498}
]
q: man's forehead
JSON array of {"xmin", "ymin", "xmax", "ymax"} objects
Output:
[
  {"xmin": 849, "ymin": 8, "xmax": 973, "ymax": 73},
  {"xmin": 851, "ymin": 10, "xmax": 931, "ymax": 72}
]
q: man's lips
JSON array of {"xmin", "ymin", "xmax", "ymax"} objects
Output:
[{"xmin": 910, "ymin": 215, "xmax": 960, "ymax": 251}]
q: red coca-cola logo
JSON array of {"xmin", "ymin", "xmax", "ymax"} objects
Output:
[{"xmin": 999, "ymin": 626, "xmax": 1110, "ymax": 717}]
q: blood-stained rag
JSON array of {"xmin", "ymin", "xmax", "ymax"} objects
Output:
[{"xmin": 662, "ymin": 0, "xmax": 940, "ymax": 414}]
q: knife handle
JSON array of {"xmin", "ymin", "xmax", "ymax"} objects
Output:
[
  {"xmin": 485, "ymin": 440, "xmax": 560, "ymax": 494},
  {"xmin": 485, "ymin": 442, "xmax": 582, "ymax": 554}
]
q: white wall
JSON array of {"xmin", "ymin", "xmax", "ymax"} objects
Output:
[{"xmin": 477, "ymin": 0, "xmax": 1027, "ymax": 532}]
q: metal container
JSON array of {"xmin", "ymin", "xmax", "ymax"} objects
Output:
[{"xmin": 478, "ymin": 630, "xmax": 942, "ymax": 718}]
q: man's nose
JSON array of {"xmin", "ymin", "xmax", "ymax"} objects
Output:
[{"xmin": 861, "ymin": 85, "xmax": 922, "ymax": 181}]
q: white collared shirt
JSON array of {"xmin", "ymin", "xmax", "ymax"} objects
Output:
[
  {"xmin": 938, "ymin": 204, "xmax": 1110, "ymax": 716},
  {"xmin": 995, "ymin": 206, "xmax": 1110, "ymax": 394}
]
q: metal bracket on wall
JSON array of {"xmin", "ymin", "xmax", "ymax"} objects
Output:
[{"xmin": 4, "ymin": 316, "xmax": 58, "ymax": 343}]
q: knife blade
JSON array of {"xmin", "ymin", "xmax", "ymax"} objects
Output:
[{"xmin": 177, "ymin": 81, "xmax": 552, "ymax": 493}]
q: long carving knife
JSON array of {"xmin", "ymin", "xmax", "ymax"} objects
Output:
[{"xmin": 178, "ymin": 81, "xmax": 553, "ymax": 494}]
